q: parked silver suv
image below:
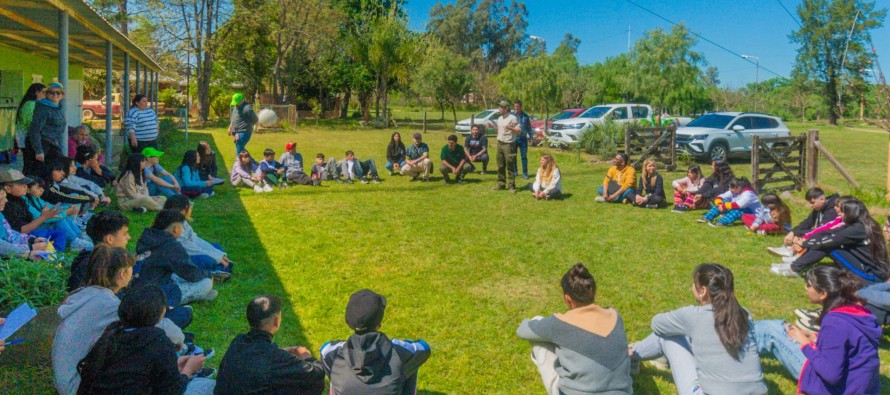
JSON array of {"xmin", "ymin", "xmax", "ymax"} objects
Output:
[{"xmin": 675, "ymin": 112, "xmax": 790, "ymax": 161}]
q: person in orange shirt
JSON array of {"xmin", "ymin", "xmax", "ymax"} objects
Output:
[{"xmin": 595, "ymin": 152, "xmax": 636, "ymax": 203}]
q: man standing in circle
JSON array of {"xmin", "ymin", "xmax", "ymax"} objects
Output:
[
  {"xmin": 493, "ymin": 100, "xmax": 521, "ymax": 192},
  {"xmin": 228, "ymin": 93, "xmax": 258, "ymax": 157},
  {"xmin": 512, "ymin": 100, "xmax": 532, "ymax": 179}
]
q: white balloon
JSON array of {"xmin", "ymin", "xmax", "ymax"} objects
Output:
[{"xmin": 258, "ymin": 109, "xmax": 278, "ymax": 128}]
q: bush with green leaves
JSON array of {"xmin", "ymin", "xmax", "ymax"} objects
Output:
[
  {"xmin": 158, "ymin": 88, "xmax": 187, "ymax": 109},
  {"xmin": 211, "ymin": 95, "xmax": 232, "ymax": 120},
  {"xmin": 578, "ymin": 119, "xmax": 626, "ymax": 160},
  {"xmin": 0, "ymin": 256, "xmax": 71, "ymax": 311}
]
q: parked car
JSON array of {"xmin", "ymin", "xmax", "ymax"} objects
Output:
[
  {"xmin": 82, "ymin": 93, "xmax": 122, "ymax": 120},
  {"xmin": 675, "ymin": 112, "xmax": 791, "ymax": 161},
  {"xmin": 547, "ymin": 104, "xmax": 654, "ymax": 145},
  {"xmin": 456, "ymin": 109, "xmax": 499, "ymax": 136},
  {"xmin": 530, "ymin": 108, "xmax": 586, "ymax": 146}
]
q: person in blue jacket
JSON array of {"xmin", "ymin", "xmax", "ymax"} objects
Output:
[{"xmin": 174, "ymin": 150, "xmax": 215, "ymax": 199}]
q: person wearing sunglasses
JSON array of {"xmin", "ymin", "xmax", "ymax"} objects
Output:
[{"xmin": 25, "ymin": 82, "xmax": 66, "ymax": 180}]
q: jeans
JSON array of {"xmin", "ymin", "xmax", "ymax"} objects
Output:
[
  {"xmin": 469, "ymin": 153, "xmax": 489, "ymax": 172},
  {"xmin": 513, "ymin": 136, "xmax": 529, "ymax": 176},
  {"xmin": 234, "ymin": 132, "xmax": 251, "ymax": 157},
  {"xmin": 190, "ymin": 243, "xmax": 231, "ymax": 273},
  {"xmin": 133, "ymin": 139, "xmax": 158, "ymax": 154},
  {"xmin": 335, "ymin": 159, "xmax": 378, "ymax": 179},
  {"xmin": 172, "ymin": 275, "xmax": 214, "ymax": 305},
  {"xmin": 596, "ymin": 186, "xmax": 636, "ymax": 203},
  {"xmin": 148, "ymin": 174, "xmax": 177, "ymax": 197},
  {"xmin": 31, "ymin": 227, "xmax": 69, "ymax": 251},
  {"xmin": 633, "ymin": 333, "xmax": 703, "ymax": 395},
  {"xmin": 753, "ymin": 320, "xmax": 806, "ymax": 380},
  {"xmin": 385, "ymin": 160, "xmax": 407, "ymax": 173}
]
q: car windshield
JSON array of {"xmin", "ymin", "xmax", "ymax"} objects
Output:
[
  {"xmin": 550, "ymin": 111, "xmax": 576, "ymax": 121},
  {"xmin": 687, "ymin": 114, "xmax": 735, "ymax": 129},
  {"xmin": 474, "ymin": 110, "xmax": 495, "ymax": 119},
  {"xmin": 578, "ymin": 106, "xmax": 611, "ymax": 119}
]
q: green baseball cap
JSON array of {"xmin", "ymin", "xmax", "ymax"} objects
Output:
[
  {"xmin": 498, "ymin": 100, "xmax": 510, "ymax": 107},
  {"xmin": 141, "ymin": 147, "xmax": 164, "ymax": 158},
  {"xmin": 231, "ymin": 93, "xmax": 244, "ymax": 106}
]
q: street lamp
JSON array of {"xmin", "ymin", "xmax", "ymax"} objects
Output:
[{"xmin": 741, "ymin": 54, "xmax": 760, "ymax": 112}]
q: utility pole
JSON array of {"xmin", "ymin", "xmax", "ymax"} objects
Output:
[
  {"xmin": 627, "ymin": 25, "xmax": 631, "ymax": 52},
  {"xmin": 742, "ymin": 54, "xmax": 760, "ymax": 112}
]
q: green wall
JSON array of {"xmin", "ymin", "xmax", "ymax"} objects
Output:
[{"xmin": 0, "ymin": 45, "xmax": 84, "ymax": 97}]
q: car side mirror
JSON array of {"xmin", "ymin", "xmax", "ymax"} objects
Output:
[{"xmin": 732, "ymin": 125, "xmax": 745, "ymax": 132}]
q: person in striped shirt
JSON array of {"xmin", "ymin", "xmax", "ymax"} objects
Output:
[{"xmin": 125, "ymin": 94, "xmax": 159, "ymax": 153}]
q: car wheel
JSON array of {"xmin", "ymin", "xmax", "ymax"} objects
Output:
[
  {"xmin": 708, "ymin": 142, "xmax": 728, "ymax": 162},
  {"xmin": 82, "ymin": 109, "xmax": 95, "ymax": 120}
]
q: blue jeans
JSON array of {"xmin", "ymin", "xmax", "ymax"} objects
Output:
[
  {"xmin": 596, "ymin": 186, "xmax": 636, "ymax": 203},
  {"xmin": 148, "ymin": 174, "xmax": 177, "ymax": 197},
  {"xmin": 190, "ymin": 243, "xmax": 231, "ymax": 273},
  {"xmin": 385, "ymin": 160, "xmax": 407, "ymax": 173},
  {"xmin": 234, "ymin": 132, "xmax": 252, "ymax": 156},
  {"xmin": 753, "ymin": 320, "xmax": 806, "ymax": 380},
  {"xmin": 31, "ymin": 227, "xmax": 68, "ymax": 251},
  {"xmin": 513, "ymin": 136, "xmax": 529, "ymax": 176}
]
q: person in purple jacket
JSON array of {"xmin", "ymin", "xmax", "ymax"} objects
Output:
[
  {"xmin": 754, "ymin": 266, "xmax": 881, "ymax": 395},
  {"xmin": 230, "ymin": 150, "xmax": 268, "ymax": 193}
]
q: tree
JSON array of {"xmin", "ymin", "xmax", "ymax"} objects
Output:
[
  {"xmin": 366, "ymin": 8, "xmax": 417, "ymax": 124},
  {"xmin": 497, "ymin": 54, "xmax": 560, "ymax": 117},
  {"xmin": 630, "ymin": 24, "xmax": 706, "ymax": 113},
  {"xmin": 215, "ymin": 0, "xmax": 275, "ymax": 100},
  {"xmin": 413, "ymin": 40, "xmax": 473, "ymax": 122},
  {"xmin": 791, "ymin": 0, "xmax": 886, "ymax": 125},
  {"xmin": 551, "ymin": 34, "xmax": 592, "ymax": 107}
]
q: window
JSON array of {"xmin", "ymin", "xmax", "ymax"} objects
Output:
[
  {"xmin": 631, "ymin": 106, "xmax": 648, "ymax": 119},
  {"xmin": 731, "ymin": 117, "xmax": 753, "ymax": 130},
  {"xmin": 612, "ymin": 107, "xmax": 628, "ymax": 120},
  {"xmin": 687, "ymin": 114, "xmax": 734, "ymax": 129},
  {"xmin": 750, "ymin": 117, "xmax": 774, "ymax": 130}
]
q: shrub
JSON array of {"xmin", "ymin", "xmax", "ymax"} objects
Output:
[
  {"xmin": 158, "ymin": 88, "xmax": 187, "ymax": 109},
  {"xmin": 578, "ymin": 119, "xmax": 626, "ymax": 160},
  {"xmin": 211, "ymin": 95, "xmax": 232, "ymax": 120},
  {"xmin": 0, "ymin": 256, "xmax": 71, "ymax": 311},
  {"xmin": 158, "ymin": 118, "xmax": 177, "ymax": 147}
]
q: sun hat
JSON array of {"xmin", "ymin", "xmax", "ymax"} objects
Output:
[
  {"xmin": 141, "ymin": 147, "xmax": 164, "ymax": 158},
  {"xmin": 231, "ymin": 93, "xmax": 244, "ymax": 106},
  {"xmin": 345, "ymin": 289, "xmax": 387, "ymax": 334}
]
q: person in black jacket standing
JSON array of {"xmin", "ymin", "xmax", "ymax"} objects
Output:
[{"xmin": 215, "ymin": 295, "xmax": 325, "ymax": 395}]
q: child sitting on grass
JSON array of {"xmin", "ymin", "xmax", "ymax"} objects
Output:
[
  {"xmin": 164, "ymin": 194, "xmax": 232, "ymax": 281},
  {"xmin": 698, "ymin": 177, "xmax": 762, "ymax": 227},
  {"xmin": 24, "ymin": 178, "xmax": 91, "ymax": 251},
  {"xmin": 174, "ymin": 150, "xmax": 215, "ymax": 199},
  {"xmin": 75, "ymin": 146, "xmax": 115, "ymax": 188},
  {"xmin": 257, "ymin": 148, "xmax": 286, "ymax": 190},
  {"xmin": 231, "ymin": 150, "xmax": 267, "ymax": 193},
  {"xmin": 116, "ymin": 153, "xmax": 166, "ymax": 213},
  {"xmin": 671, "ymin": 165, "xmax": 704, "ymax": 212},
  {"xmin": 310, "ymin": 154, "xmax": 326, "ymax": 186},
  {"xmin": 0, "ymin": 187, "xmax": 49, "ymax": 260},
  {"xmin": 61, "ymin": 156, "xmax": 110, "ymax": 207},
  {"xmin": 742, "ymin": 193, "xmax": 791, "ymax": 235}
]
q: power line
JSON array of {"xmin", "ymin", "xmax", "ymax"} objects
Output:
[
  {"xmin": 623, "ymin": 0, "xmax": 785, "ymax": 79},
  {"xmin": 775, "ymin": 0, "xmax": 803, "ymax": 28}
]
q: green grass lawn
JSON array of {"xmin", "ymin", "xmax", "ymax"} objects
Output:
[{"xmin": 3, "ymin": 121, "xmax": 890, "ymax": 394}]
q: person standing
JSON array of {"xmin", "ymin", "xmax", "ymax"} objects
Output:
[
  {"xmin": 229, "ymin": 93, "xmax": 258, "ymax": 157},
  {"xmin": 26, "ymin": 82, "xmax": 67, "ymax": 180},
  {"xmin": 512, "ymin": 100, "xmax": 533, "ymax": 179},
  {"xmin": 124, "ymin": 94, "xmax": 160, "ymax": 154},
  {"xmin": 493, "ymin": 100, "xmax": 521, "ymax": 192},
  {"xmin": 15, "ymin": 83, "xmax": 46, "ymax": 167}
]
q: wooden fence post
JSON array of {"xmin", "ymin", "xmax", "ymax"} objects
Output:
[
  {"xmin": 752, "ymin": 136, "xmax": 760, "ymax": 193},
  {"xmin": 668, "ymin": 124, "xmax": 676, "ymax": 171},
  {"xmin": 423, "ymin": 111, "xmax": 427, "ymax": 134},
  {"xmin": 624, "ymin": 126, "xmax": 631, "ymax": 155},
  {"xmin": 806, "ymin": 129, "xmax": 819, "ymax": 188}
]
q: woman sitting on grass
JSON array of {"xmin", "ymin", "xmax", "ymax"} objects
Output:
[
  {"xmin": 196, "ymin": 141, "xmax": 220, "ymax": 182},
  {"xmin": 695, "ymin": 160, "xmax": 734, "ymax": 202},
  {"xmin": 76, "ymin": 285, "xmax": 214, "ymax": 394},
  {"xmin": 174, "ymin": 150, "xmax": 215, "ymax": 199},
  {"xmin": 754, "ymin": 266, "xmax": 881, "ymax": 395},
  {"xmin": 629, "ymin": 263, "xmax": 766, "ymax": 395},
  {"xmin": 385, "ymin": 131, "xmax": 406, "ymax": 176},
  {"xmin": 532, "ymin": 154, "xmax": 562, "ymax": 200},
  {"xmin": 742, "ymin": 193, "xmax": 791, "ymax": 235},
  {"xmin": 671, "ymin": 165, "xmax": 704, "ymax": 212},
  {"xmin": 516, "ymin": 263, "xmax": 632, "ymax": 395},
  {"xmin": 632, "ymin": 159, "xmax": 666, "ymax": 208},
  {"xmin": 116, "ymin": 153, "xmax": 166, "ymax": 213},
  {"xmin": 230, "ymin": 150, "xmax": 267, "ymax": 193}
]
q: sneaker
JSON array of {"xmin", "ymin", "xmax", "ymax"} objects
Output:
[
  {"xmin": 200, "ymin": 289, "xmax": 219, "ymax": 302},
  {"xmin": 595, "ymin": 196, "xmax": 606, "ymax": 203},
  {"xmin": 372, "ymin": 177, "xmax": 380, "ymax": 184},
  {"xmin": 360, "ymin": 177, "xmax": 369, "ymax": 184},
  {"xmin": 253, "ymin": 185, "xmax": 263, "ymax": 193},
  {"xmin": 782, "ymin": 255, "xmax": 798, "ymax": 264},
  {"xmin": 493, "ymin": 185, "xmax": 505, "ymax": 191},
  {"xmin": 770, "ymin": 263, "xmax": 799, "ymax": 277},
  {"xmin": 696, "ymin": 218, "xmax": 709, "ymax": 223},
  {"xmin": 344, "ymin": 178, "xmax": 354, "ymax": 184},
  {"xmin": 263, "ymin": 184, "xmax": 274, "ymax": 192},
  {"xmin": 648, "ymin": 356, "xmax": 670, "ymax": 371},
  {"xmin": 132, "ymin": 207, "xmax": 148, "ymax": 214},
  {"xmin": 768, "ymin": 246, "xmax": 795, "ymax": 258},
  {"xmin": 197, "ymin": 193, "xmax": 210, "ymax": 199},
  {"xmin": 672, "ymin": 205, "xmax": 688, "ymax": 213},
  {"xmin": 335, "ymin": 178, "xmax": 345, "ymax": 184},
  {"xmin": 193, "ymin": 367, "xmax": 217, "ymax": 379},
  {"xmin": 795, "ymin": 316, "xmax": 820, "ymax": 332},
  {"xmin": 281, "ymin": 182, "xmax": 289, "ymax": 189},
  {"xmin": 708, "ymin": 221, "xmax": 724, "ymax": 228},
  {"xmin": 201, "ymin": 348, "xmax": 215, "ymax": 359},
  {"xmin": 211, "ymin": 271, "xmax": 232, "ymax": 283},
  {"xmin": 795, "ymin": 307, "xmax": 822, "ymax": 321},
  {"xmin": 479, "ymin": 170, "xmax": 486, "ymax": 175}
]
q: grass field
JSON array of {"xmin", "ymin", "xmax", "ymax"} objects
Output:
[{"xmin": 2, "ymin": 119, "xmax": 890, "ymax": 394}]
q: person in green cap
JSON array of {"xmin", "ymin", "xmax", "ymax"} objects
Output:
[
  {"xmin": 142, "ymin": 147, "xmax": 181, "ymax": 197},
  {"xmin": 228, "ymin": 93, "xmax": 258, "ymax": 157}
]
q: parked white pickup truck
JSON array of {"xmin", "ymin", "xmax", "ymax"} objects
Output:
[{"xmin": 546, "ymin": 103, "xmax": 690, "ymax": 145}]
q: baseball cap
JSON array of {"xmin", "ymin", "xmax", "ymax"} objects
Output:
[
  {"xmin": 0, "ymin": 169, "xmax": 34, "ymax": 185},
  {"xmin": 231, "ymin": 93, "xmax": 244, "ymax": 106},
  {"xmin": 285, "ymin": 142, "xmax": 296, "ymax": 151},
  {"xmin": 412, "ymin": 133, "xmax": 422, "ymax": 140},
  {"xmin": 141, "ymin": 147, "xmax": 164, "ymax": 158},
  {"xmin": 498, "ymin": 100, "xmax": 510, "ymax": 107},
  {"xmin": 345, "ymin": 289, "xmax": 387, "ymax": 333}
]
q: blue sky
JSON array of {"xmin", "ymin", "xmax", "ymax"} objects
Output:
[{"xmin": 405, "ymin": 0, "xmax": 890, "ymax": 88}]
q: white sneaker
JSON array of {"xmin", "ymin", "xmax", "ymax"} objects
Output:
[
  {"xmin": 263, "ymin": 184, "xmax": 274, "ymax": 192},
  {"xmin": 197, "ymin": 193, "xmax": 210, "ymax": 199},
  {"xmin": 595, "ymin": 196, "xmax": 606, "ymax": 203},
  {"xmin": 782, "ymin": 255, "xmax": 798, "ymax": 264},
  {"xmin": 253, "ymin": 185, "xmax": 263, "ymax": 193},
  {"xmin": 770, "ymin": 263, "xmax": 798, "ymax": 277},
  {"xmin": 767, "ymin": 246, "xmax": 794, "ymax": 257}
]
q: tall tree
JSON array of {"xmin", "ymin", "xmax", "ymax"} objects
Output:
[
  {"xmin": 630, "ymin": 24, "xmax": 706, "ymax": 113},
  {"xmin": 791, "ymin": 0, "xmax": 885, "ymax": 125},
  {"xmin": 215, "ymin": 0, "xmax": 275, "ymax": 100},
  {"xmin": 551, "ymin": 34, "xmax": 591, "ymax": 107},
  {"xmin": 497, "ymin": 54, "xmax": 560, "ymax": 116},
  {"xmin": 366, "ymin": 8, "xmax": 417, "ymax": 123},
  {"xmin": 413, "ymin": 39, "xmax": 473, "ymax": 122}
]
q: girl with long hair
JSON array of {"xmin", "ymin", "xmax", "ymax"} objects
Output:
[
  {"xmin": 532, "ymin": 154, "xmax": 562, "ymax": 200},
  {"xmin": 695, "ymin": 159, "xmax": 734, "ymax": 201},
  {"xmin": 633, "ymin": 158, "xmax": 666, "ymax": 208},
  {"xmin": 230, "ymin": 150, "xmax": 267, "ymax": 193},
  {"xmin": 517, "ymin": 263, "xmax": 632, "ymax": 394},
  {"xmin": 15, "ymin": 83, "xmax": 46, "ymax": 151},
  {"xmin": 115, "ymin": 153, "xmax": 165, "ymax": 212},
  {"xmin": 630, "ymin": 263, "xmax": 766, "ymax": 395},
  {"xmin": 174, "ymin": 150, "xmax": 215, "ymax": 199},
  {"xmin": 785, "ymin": 198, "xmax": 890, "ymax": 283},
  {"xmin": 699, "ymin": 177, "xmax": 761, "ymax": 227},
  {"xmin": 671, "ymin": 164, "xmax": 704, "ymax": 212},
  {"xmin": 755, "ymin": 266, "xmax": 881, "ymax": 394},
  {"xmin": 385, "ymin": 132, "xmax": 406, "ymax": 175},
  {"xmin": 196, "ymin": 141, "xmax": 219, "ymax": 181}
]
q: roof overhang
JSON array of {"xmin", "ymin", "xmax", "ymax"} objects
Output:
[{"xmin": 0, "ymin": 0, "xmax": 160, "ymax": 71}]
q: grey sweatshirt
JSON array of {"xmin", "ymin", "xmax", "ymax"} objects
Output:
[
  {"xmin": 52, "ymin": 287, "xmax": 184, "ymax": 395},
  {"xmin": 517, "ymin": 312, "xmax": 633, "ymax": 395},
  {"xmin": 651, "ymin": 305, "xmax": 767, "ymax": 395}
]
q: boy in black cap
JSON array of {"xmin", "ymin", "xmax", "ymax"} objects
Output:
[{"xmin": 319, "ymin": 289, "xmax": 431, "ymax": 395}]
